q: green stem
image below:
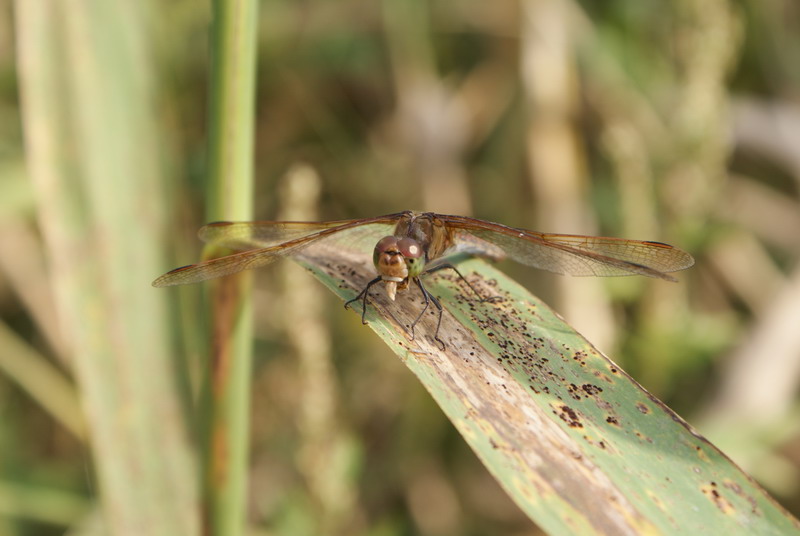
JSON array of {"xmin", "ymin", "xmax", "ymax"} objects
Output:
[{"xmin": 203, "ymin": 0, "xmax": 258, "ymax": 534}]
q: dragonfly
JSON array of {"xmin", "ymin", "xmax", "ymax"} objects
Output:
[{"xmin": 153, "ymin": 211, "xmax": 694, "ymax": 348}]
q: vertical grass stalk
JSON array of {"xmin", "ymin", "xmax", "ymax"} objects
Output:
[{"xmin": 203, "ymin": 0, "xmax": 258, "ymax": 534}]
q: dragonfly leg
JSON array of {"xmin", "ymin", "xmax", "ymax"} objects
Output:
[
  {"xmin": 409, "ymin": 278, "xmax": 431, "ymax": 341},
  {"xmin": 344, "ymin": 276, "xmax": 383, "ymax": 325},
  {"xmin": 413, "ymin": 278, "xmax": 445, "ymax": 350},
  {"xmin": 425, "ymin": 263, "xmax": 498, "ymax": 303}
]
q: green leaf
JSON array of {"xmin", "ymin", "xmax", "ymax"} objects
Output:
[
  {"xmin": 295, "ymin": 246, "xmax": 800, "ymax": 535},
  {"xmin": 16, "ymin": 1, "xmax": 199, "ymax": 534}
]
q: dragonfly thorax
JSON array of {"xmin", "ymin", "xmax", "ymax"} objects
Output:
[{"xmin": 373, "ymin": 236, "xmax": 426, "ymax": 301}]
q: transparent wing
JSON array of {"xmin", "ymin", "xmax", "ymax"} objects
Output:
[
  {"xmin": 152, "ymin": 214, "xmax": 405, "ymax": 287},
  {"xmin": 199, "ymin": 218, "xmax": 386, "ymax": 250},
  {"xmin": 440, "ymin": 214, "xmax": 694, "ymax": 281}
]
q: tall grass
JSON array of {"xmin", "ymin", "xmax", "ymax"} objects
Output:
[
  {"xmin": 14, "ymin": 0, "xmax": 198, "ymax": 534},
  {"xmin": 201, "ymin": 0, "xmax": 258, "ymax": 534}
]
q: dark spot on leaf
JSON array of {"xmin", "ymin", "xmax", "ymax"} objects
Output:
[
  {"xmin": 567, "ymin": 384, "xmax": 582, "ymax": 400},
  {"xmin": 554, "ymin": 404, "xmax": 583, "ymax": 428},
  {"xmin": 636, "ymin": 402, "xmax": 650, "ymax": 414},
  {"xmin": 701, "ymin": 482, "xmax": 735, "ymax": 514},
  {"xmin": 581, "ymin": 384, "xmax": 602, "ymax": 396}
]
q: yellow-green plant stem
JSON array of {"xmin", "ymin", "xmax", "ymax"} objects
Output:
[{"xmin": 203, "ymin": 0, "xmax": 258, "ymax": 534}]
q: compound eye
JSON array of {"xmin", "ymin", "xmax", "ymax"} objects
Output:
[
  {"xmin": 375, "ymin": 236, "xmax": 399, "ymax": 254},
  {"xmin": 397, "ymin": 238, "xmax": 422, "ymax": 259}
]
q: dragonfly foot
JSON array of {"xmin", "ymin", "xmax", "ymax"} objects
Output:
[
  {"xmin": 345, "ymin": 276, "xmax": 382, "ymax": 325},
  {"xmin": 406, "ymin": 328, "xmax": 446, "ymax": 351}
]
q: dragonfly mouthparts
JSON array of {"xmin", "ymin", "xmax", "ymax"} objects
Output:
[{"xmin": 385, "ymin": 280, "xmax": 398, "ymax": 301}]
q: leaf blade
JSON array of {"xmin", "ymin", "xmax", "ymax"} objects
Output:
[{"xmin": 295, "ymin": 245, "xmax": 799, "ymax": 535}]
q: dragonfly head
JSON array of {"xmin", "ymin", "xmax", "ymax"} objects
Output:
[{"xmin": 373, "ymin": 236, "xmax": 425, "ymax": 301}]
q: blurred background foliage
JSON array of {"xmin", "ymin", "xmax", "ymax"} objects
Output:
[{"xmin": 2, "ymin": 0, "xmax": 800, "ymax": 534}]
